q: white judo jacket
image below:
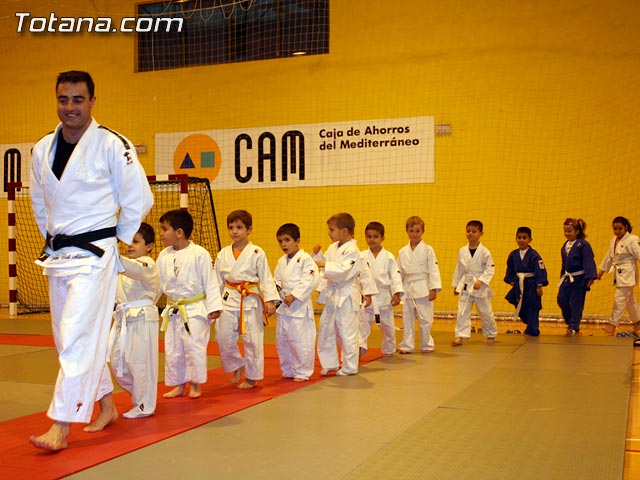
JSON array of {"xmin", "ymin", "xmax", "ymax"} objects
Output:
[
  {"xmin": 31, "ymin": 118, "xmax": 153, "ymax": 265},
  {"xmin": 274, "ymin": 249, "xmax": 320, "ymax": 318},
  {"xmin": 452, "ymin": 243, "xmax": 495, "ymax": 298},
  {"xmin": 599, "ymin": 232, "xmax": 640, "ymax": 287}
]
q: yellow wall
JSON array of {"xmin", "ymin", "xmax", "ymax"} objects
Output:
[{"xmin": 1, "ymin": 0, "xmax": 639, "ymax": 317}]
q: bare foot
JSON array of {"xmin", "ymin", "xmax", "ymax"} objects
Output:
[
  {"xmin": 451, "ymin": 337, "xmax": 463, "ymax": 346},
  {"xmin": 231, "ymin": 366, "xmax": 244, "ymax": 384},
  {"xmin": 238, "ymin": 379, "xmax": 257, "ymax": 389},
  {"xmin": 83, "ymin": 405, "xmax": 118, "ymax": 433},
  {"xmin": 293, "ymin": 378, "xmax": 308, "ymax": 382},
  {"xmin": 163, "ymin": 385, "xmax": 186, "ymax": 398},
  {"xmin": 29, "ymin": 421, "xmax": 70, "ymax": 452},
  {"xmin": 484, "ymin": 337, "xmax": 495, "ymax": 345},
  {"xmin": 188, "ymin": 383, "xmax": 202, "ymax": 399}
]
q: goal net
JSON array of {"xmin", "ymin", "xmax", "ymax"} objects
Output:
[{"xmin": 8, "ymin": 176, "xmax": 221, "ymax": 314}]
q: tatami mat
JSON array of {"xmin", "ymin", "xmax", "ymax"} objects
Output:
[
  {"xmin": 0, "ymin": 314, "xmax": 636, "ymax": 480},
  {"xmin": 342, "ymin": 338, "xmax": 632, "ymax": 480}
]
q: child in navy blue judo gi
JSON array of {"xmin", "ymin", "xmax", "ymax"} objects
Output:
[
  {"xmin": 557, "ymin": 218, "xmax": 597, "ymax": 336},
  {"xmin": 504, "ymin": 227, "xmax": 548, "ymax": 336}
]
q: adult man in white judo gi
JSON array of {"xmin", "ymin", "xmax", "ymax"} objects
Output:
[{"xmin": 29, "ymin": 70, "xmax": 153, "ymax": 451}]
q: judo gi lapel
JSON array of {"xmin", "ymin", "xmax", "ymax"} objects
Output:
[
  {"xmin": 229, "ymin": 241, "xmax": 255, "ymax": 280},
  {"xmin": 43, "ymin": 119, "xmax": 98, "ymax": 205}
]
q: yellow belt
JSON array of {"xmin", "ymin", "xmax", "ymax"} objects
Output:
[
  {"xmin": 225, "ymin": 280, "xmax": 266, "ymax": 334},
  {"xmin": 160, "ymin": 293, "xmax": 206, "ymax": 334}
]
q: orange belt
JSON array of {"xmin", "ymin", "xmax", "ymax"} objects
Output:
[{"xmin": 225, "ymin": 280, "xmax": 267, "ymax": 334}]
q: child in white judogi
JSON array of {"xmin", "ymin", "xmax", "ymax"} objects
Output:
[
  {"xmin": 274, "ymin": 223, "xmax": 320, "ymax": 381},
  {"xmin": 397, "ymin": 216, "xmax": 442, "ymax": 353},
  {"xmin": 597, "ymin": 216, "xmax": 640, "ymax": 336},
  {"xmin": 359, "ymin": 222, "xmax": 404, "ymax": 356},
  {"xmin": 157, "ymin": 210, "xmax": 223, "ymax": 399},
  {"xmin": 214, "ymin": 210, "xmax": 279, "ymax": 389},
  {"xmin": 451, "ymin": 220, "xmax": 498, "ymax": 346},
  {"xmin": 108, "ymin": 222, "xmax": 160, "ymax": 418},
  {"xmin": 317, "ymin": 213, "xmax": 377, "ymax": 376}
]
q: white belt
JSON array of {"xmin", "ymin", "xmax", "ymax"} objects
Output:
[
  {"xmin": 455, "ymin": 274, "xmax": 476, "ymax": 294},
  {"xmin": 612, "ymin": 262, "xmax": 633, "ymax": 285},
  {"xmin": 557, "ymin": 270, "xmax": 585, "ymax": 287},
  {"xmin": 514, "ymin": 272, "xmax": 535, "ymax": 320},
  {"xmin": 108, "ymin": 299, "xmax": 156, "ymax": 376}
]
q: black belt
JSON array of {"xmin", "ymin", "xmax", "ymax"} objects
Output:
[{"xmin": 45, "ymin": 226, "xmax": 117, "ymax": 258}]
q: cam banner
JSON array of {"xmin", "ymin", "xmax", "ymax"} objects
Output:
[{"xmin": 155, "ymin": 116, "xmax": 434, "ymax": 189}]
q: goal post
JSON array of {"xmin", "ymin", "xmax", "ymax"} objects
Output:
[{"xmin": 7, "ymin": 175, "xmax": 221, "ymax": 316}]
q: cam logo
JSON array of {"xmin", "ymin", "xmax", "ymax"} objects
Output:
[
  {"xmin": 173, "ymin": 134, "xmax": 222, "ymax": 181},
  {"xmin": 235, "ymin": 130, "xmax": 305, "ymax": 184}
]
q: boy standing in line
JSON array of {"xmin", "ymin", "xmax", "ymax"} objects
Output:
[
  {"xmin": 274, "ymin": 223, "xmax": 320, "ymax": 381},
  {"xmin": 451, "ymin": 220, "xmax": 498, "ymax": 346},
  {"xmin": 157, "ymin": 209, "xmax": 223, "ymax": 399},
  {"xmin": 397, "ymin": 216, "xmax": 441, "ymax": 353},
  {"xmin": 214, "ymin": 210, "xmax": 279, "ymax": 389},
  {"xmin": 359, "ymin": 221, "xmax": 404, "ymax": 356},
  {"xmin": 504, "ymin": 227, "xmax": 548, "ymax": 336},
  {"xmin": 108, "ymin": 222, "xmax": 161, "ymax": 418},
  {"xmin": 317, "ymin": 213, "xmax": 377, "ymax": 376}
]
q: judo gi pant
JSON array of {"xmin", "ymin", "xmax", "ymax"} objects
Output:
[
  {"xmin": 455, "ymin": 294, "xmax": 498, "ymax": 339},
  {"xmin": 216, "ymin": 308, "xmax": 265, "ymax": 381},
  {"xmin": 399, "ymin": 297, "xmax": 435, "ymax": 352},
  {"xmin": 275, "ymin": 313, "xmax": 316, "ymax": 380},
  {"xmin": 609, "ymin": 286, "xmax": 640, "ymax": 326},
  {"xmin": 318, "ymin": 298, "xmax": 359, "ymax": 374},
  {"xmin": 519, "ymin": 303, "xmax": 541, "ymax": 337},
  {"xmin": 109, "ymin": 317, "xmax": 159, "ymax": 413},
  {"xmin": 557, "ymin": 281, "xmax": 588, "ymax": 332},
  {"xmin": 359, "ymin": 306, "xmax": 397, "ymax": 355},
  {"xmin": 164, "ymin": 314, "xmax": 210, "ymax": 386},
  {"xmin": 47, "ymin": 255, "xmax": 118, "ymax": 423}
]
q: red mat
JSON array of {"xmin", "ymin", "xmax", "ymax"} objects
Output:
[{"xmin": 0, "ymin": 335, "xmax": 381, "ymax": 479}]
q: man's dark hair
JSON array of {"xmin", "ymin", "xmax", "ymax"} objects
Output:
[{"xmin": 56, "ymin": 70, "xmax": 95, "ymax": 98}]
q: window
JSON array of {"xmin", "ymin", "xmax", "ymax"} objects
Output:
[{"xmin": 137, "ymin": 0, "xmax": 330, "ymax": 72}]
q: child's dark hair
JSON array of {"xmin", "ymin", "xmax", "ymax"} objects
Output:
[
  {"xmin": 276, "ymin": 223, "xmax": 300, "ymax": 241},
  {"xmin": 327, "ymin": 213, "xmax": 355, "ymax": 235},
  {"xmin": 405, "ymin": 216, "xmax": 425, "ymax": 231},
  {"xmin": 137, "ymin": 222, "xmax": 155, "ymax": 245},
  {"xmin": 516, "ymin": 226, "xmax": 532, "ymax": 237},
  {"xmin": 227, "ymin": 209, "xmax": 252, "ymax": 229},
  {"xmin": 467, "ymin": 220, "xmax": 484, "ymax": 231},
  {"xmin": 159, "ymin": 209, "xmax": 194, "ymax": 238},
  {"xmin": 365, "ymin": 221, "xmax": 385, "ymax": 236},
  {"xmin": 563, "ymin": 218, "xmax": 587, "ymax": 239},
  {"xmin": 612, "ymin": 216, "xmax": 632, "ymax": 233}
]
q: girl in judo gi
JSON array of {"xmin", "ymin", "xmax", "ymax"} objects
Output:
[
  {"xmin": 596, "ymin": 216, "xmax": 640, "ymax": 336},
  {"xmin": 108, "ymin": 222, "xmax": 161, "ymax": 418},
  {"xmin": 557, "ymin": 218, "xmax": 597, "ymax": 336}
]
